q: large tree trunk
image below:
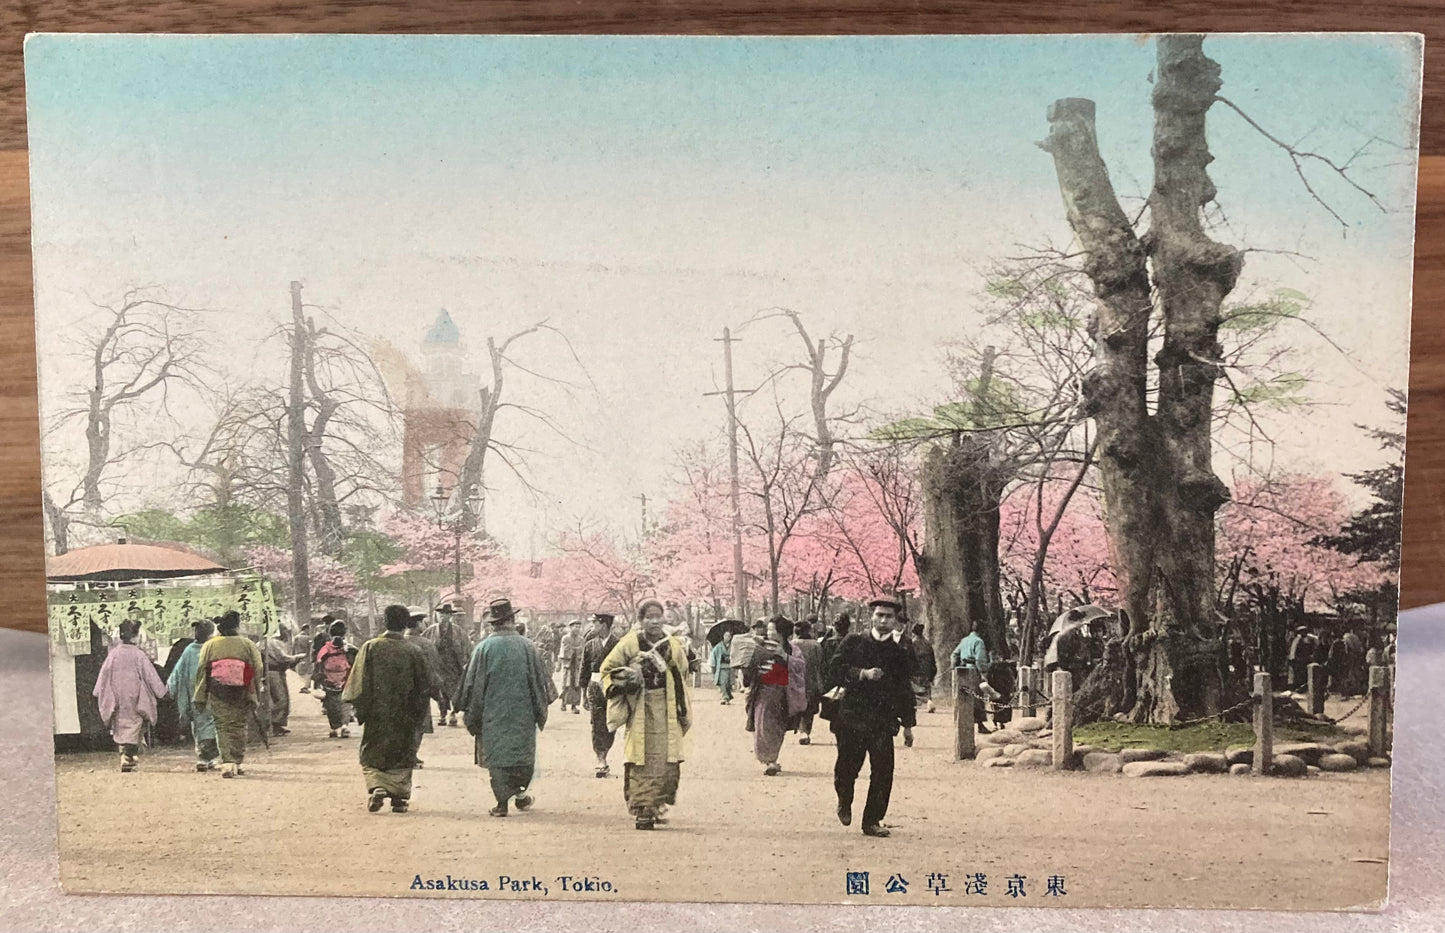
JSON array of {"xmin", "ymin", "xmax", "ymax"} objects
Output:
[
  {"xmin": 451, "ymin": 340, "xmax": 503, "ymax": 535},
  {"xmin": 1041, "ymin": 36, "xmax": 1240, "ymax": 723},
  {"xmin": 302, "ymin": 320, "xmax": 346, "ymax": 555},
  {"xmin": 918, "ymin": 442, "xmax": 1007, "ymax": 682},
  {"xmin": 43, "ymin": 489, "xmax": 71, "ymax": 555},
  {"xmin": 286, "ymin": 282, "xmax": 312, "ymax": 627}
]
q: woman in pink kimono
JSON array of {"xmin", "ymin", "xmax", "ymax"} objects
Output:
[{"xmin": 93, "ymin": 619, "xmax": 167, "ymax": 772}]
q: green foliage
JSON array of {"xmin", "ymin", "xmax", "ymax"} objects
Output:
[
  {"xmin": 1072, "ymin": 718, "xmax": 1345, "ymax": 753},
  {"xmin": 383, "ymin": 568, "xmax": 456, "ymax": 603},
  {"xmin": 1321, "ymin": 389, "xmax": 1406, "ymax": 572},
  {"xmin": 1233, "ymin": 371, "xmax": 1309, "ymax": 409},
  {"xmin": 985, "ymin": 278, "xmax": 1030, "ymax": 300},
  {"xmin": 1220, "ymin": 288, "xmax": 1309, "ymax": 331},
  {"xmin": 115, "ymin": 509, "xmax": 189, "ymax": 543},
  {"xmin": 1017, "ymin": 307, "xmax": 1082, "ymax": 330},
  {"xmin": 338, "ymin": 530, "xmax": 404, "ymax": 592},
  {"xmin": 113, "ymin": 505, "xmax": 292, "ymax": 568},
  {"xmin": 870, "ymin": 378, "xmax": 1026, "ymax": 441}
]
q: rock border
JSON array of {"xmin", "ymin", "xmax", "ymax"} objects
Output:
[{"xmin": 967, "ymin": 738, "xmax": 1390, "ymax": 777}]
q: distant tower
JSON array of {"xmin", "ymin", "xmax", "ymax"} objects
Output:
[{"xmin": 401, "ymin": 309, "xmax": 481, "ymax": 511}]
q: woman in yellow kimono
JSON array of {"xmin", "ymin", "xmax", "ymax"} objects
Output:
[{"xmin": 599, "ymin": 599, "xmax": 691, "ymax": 830}]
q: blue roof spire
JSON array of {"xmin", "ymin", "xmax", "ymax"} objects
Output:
[{"xmin": 423, "ymin": 308, "xmax": 460, "ymax": 346}]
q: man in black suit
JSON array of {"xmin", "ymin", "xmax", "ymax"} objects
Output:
[{"xmin": 828, "ymin": 597, "xmax": 916, "ymax": 838}]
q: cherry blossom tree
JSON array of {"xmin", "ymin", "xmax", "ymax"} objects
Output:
[
  {"xmin": 1218, "ymin": 474, "xmax": 1387, "ymax": 613},
  {"xmin": 998, "ymin": 479, "xmax": 1116, "ymax": 623},
  {"xmin": 245, "ymin": 543, "xmax": 358, "ymax": 605}
]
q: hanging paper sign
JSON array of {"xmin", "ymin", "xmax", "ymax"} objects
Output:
[{"xmin": 47, "ymin": 576, "xmax": 278, "ymax": 659}]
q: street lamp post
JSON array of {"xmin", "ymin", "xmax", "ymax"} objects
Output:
[{"xmin": 430, "ymin": 482, "xmax": 482, "ymax": 598}]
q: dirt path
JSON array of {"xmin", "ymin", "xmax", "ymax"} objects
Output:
[{"xmin": 55, "ymin": 679, "xmax": 1389, "ymax": 909}]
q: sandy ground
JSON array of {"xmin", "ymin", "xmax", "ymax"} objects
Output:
[{"xmin": 54, "ymin": 679, "xmax": 1389, "ymax": 910}]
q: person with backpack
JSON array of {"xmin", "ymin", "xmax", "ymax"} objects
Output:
[
  {"xmin": 316, "ymin": 620, "xmax": 355, "ymax": 738},
  {"xmin": 192, "ymin": 611, "xmax": 264, "ymax": 779}
]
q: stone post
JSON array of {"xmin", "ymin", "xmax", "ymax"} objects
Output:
[
  {"xmin": 954, "ymin": 667, "xmax": 979, "ymax": 761},
  {"xmin": 1368, "ymin": 665, "xmax": 1390, "ymax": 758},
  {"xmin": 1253, "ymin": 671, "xmax": 1273, "ymax": 776},
  {"xmin": 1052, "ymin": 670, "xmax": 1072, "ymax": 770},
  {"xmin": 1306, "ymin": 662, "xmax": 1325, "ymax": 715}
]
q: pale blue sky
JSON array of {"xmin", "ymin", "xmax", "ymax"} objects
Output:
[
  {"xmin": 24, "ymin": 34, "xmax": 1423, "ymax": 550},
  {"xmin": 26, "ymin": 34, "xmax": 1420, "ymax": 236}
]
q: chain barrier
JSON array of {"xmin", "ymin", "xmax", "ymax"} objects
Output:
[
  {"xmin": 954, "ymin": 684, "xmax": 1053, "ymax": 713},
  {"xmin": 1323, "ymin": 692, "xmax": 1371, "ymax": 725},
  {"xmin": 948, "ymin": 666, "xmax": 1394, "ymax": 725},
  {"xmin": 1167, "ymin": 695, "xmax": 1256, "ymax": 727}
]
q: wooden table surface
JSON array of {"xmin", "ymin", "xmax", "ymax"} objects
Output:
[{"xmin": 1, "ymin": 3, "xmax": 1443, "ymax": 633}]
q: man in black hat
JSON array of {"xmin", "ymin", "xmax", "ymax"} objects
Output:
[
  {"xmin": 827, "ymin": 597, "xmax": 916, "ymax": 838},
  {"xmin": 425, "ymin": 602, "xmax": 471, "ymax": 726},
  {"xmin": 581, "ymin": 612, "xmax": 626, "ymax": 777},
  {"xmin": 457, "ymin": 599, "xmax": 558, "ymax": 817}
]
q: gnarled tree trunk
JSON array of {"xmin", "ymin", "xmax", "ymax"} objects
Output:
[
  {"xmin": 1041, "ymin": 36, "xmax": 1240, "ymax": 723},
  {"xmin": 917, "ymin": 441, "xmax": 1007, "ymax": 681}
]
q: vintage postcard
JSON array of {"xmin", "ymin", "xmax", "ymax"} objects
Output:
[{"xmin": 25, "ymin": 33, "xmax": 1418, "ymax": 909}]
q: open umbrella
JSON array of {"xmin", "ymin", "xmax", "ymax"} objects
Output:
[
  {"xmin": 706, "ymin": 619, "xmax": 748, "ymax": 646},
  {"xmin": 1042, "ymin": 604, "xmax": 1113, "ymax": 671}
]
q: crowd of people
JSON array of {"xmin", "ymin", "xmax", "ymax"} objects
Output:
[
  {"xmin": 90, "ymin": 592, "xmax": 996, "ymax": 840},
  {"xmin": 85, "ymin": 592, "xmax": 1399, "ymax": 840},
  {"xmin": 1280, "ymin": 625, "xmax": 1393, "ymax": 697}
]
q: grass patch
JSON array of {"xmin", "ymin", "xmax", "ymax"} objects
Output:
[{"xmin": 1072, "ymin": 719, "xmax": 1345, "ymax": 754}]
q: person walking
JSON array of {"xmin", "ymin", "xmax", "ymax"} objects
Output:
[
  {"xmin": 599, "ymin": 599, "xmax": 692, "ymax": 830},
  {"xmin": 557, "ymin": 619, "xmax": 586, "ymax": 713},
  {"xmin": 828, "ymin": 598, "xmax": 916, "ymax": 838},
  {"xmin": 261, "ymin": 625, "xmax": 305, "ymax": 736},
  {"xmin": 457, "ymin": 599, "xmax": 558, "ymax": 817},
  {"xmin": 907, "ymin": 622, "xmax": 938, "ymax": 714},
  {"xmin": 951, "ymin": 625, "xmax": 992, "ymax": 735},
  {"xmin": 425, "ymin": 603, "xmax": 472, "ymax": 726},
  {"xmin": 582, "ymin": 613, "xmax": 625, "ymax": 777},
  {"xmin": 316, "ymin": 621, "xmax": 356, "ymax": 738},
  {"xmin": 192, "ymin": 611, "xmax": 264, "ymax": 779},
  {"xmin": 711, "ymin": 629, "xmax": 735, "ymax": 705},
  {"xmin": 93, "ymin": 619, "xmax": 168, "ymax": 773},
  {"xmin": 1287, "ymin": 626, "xmax": 1313, "ymax": 694},
  {"xmin": 404, "ymin": 607, "xmax": 445, "ymax": 768},
  {"xmin": 166, "ymin": 619, "xmax": 220, "ymax": 771},
  {"xmin": 309, "ymin": 613, "xmax": 336, "ymax": 692},
  {"xmin": 793, "ymin": 619, "xmax": 824, "ymax": 742},
  {"xmin": 747, "ymin": 617, "xmax": 807, "ymax": 775},
  {"xmin": 343, "ymin": 605, "xmax": 433, "ymax": 813},
  {"xmin": 291, "ymin": 622, "xmax": 314, "ymax": 694},
  {"xmin": 818, "ymin": 612, "xmax": 852, "ymax": 685},
  {"xmin": 1342, "ymin": 628, "xmax": 1367, "ymax": 696}
]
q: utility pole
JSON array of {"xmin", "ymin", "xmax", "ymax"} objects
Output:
[
  {"xmin": 636, "ymin": 492, "xmax": 649, "ymax": 536},
  {"xmin": 705, "ymin": 327, "xmax": 748, "ymax": 619},
  {"xmin": 286, "ymin": 281, "xmax": 312, "ymax": 628}
]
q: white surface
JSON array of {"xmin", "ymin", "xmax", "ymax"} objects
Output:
[
  {"xmin": 1, "ymin": 608, "xmax": 1442, "ymax": 932},
  {"xmin": 48, "ymin": 644, "xmax": 76, "ymax": 736}
]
